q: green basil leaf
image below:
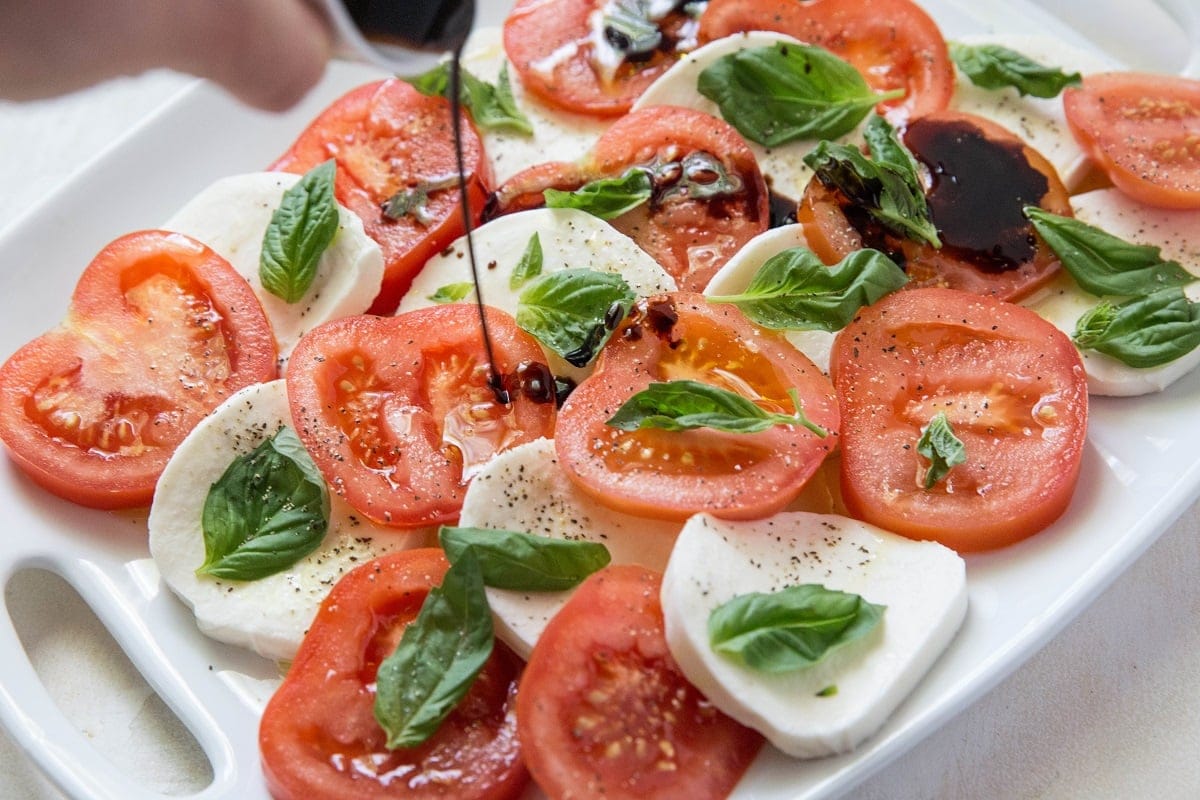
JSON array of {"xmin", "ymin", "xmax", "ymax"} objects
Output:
[
  {"xmin": 708, "ymin": 583, "xmax": 885, "ymax": 673},
  {"xmin": 427, "ymin": 282, "xmax": 475, "ymax": 304},
  {"xmin": 544, "ymin": 169, "xmax": 652, "ymax": 220},
  {"xmin": 1024, "ymin": 207, "xmax": 1193, "ymax": 297},
  {"xmin": 198, "ymin": 427, "xmax": 329, "ymax": 581},
  {"xmin": 259, "ymin": 160, "xmax": 340, "ymax": 304},
  {"xmin": 949, "ymin": 42, "xmax": 1082, "ymax": 98},
  {"xmin": 406, "ymin": 61, "xmax": 533, "ymax": 135},
  {"xmin": 916, "ymin": 412, "xmax": 967, "ymax": 489},
  {"xmin": 1074, "ymin": 288, "xmax": 1200, "ymax": 368},
  {"xmin": 439, "ymin": 526, "xmax": 611, "ymax": 591},
  {"xmin": 381, "ymin": 175, "xmax": 459, "ymax": 226},
  {"xmin": 603, "ymin": 0, "xmax": 662, "ymax": 57},
  {"xmin": 804, "ymin": 133, "xmax": 941, "ymax": 247},
  {"xmin": 516, "ymin": 268, "xmax": 636, "ymax": 367},
  {"xmin": 509, "ymin": 232, "xmax": 544, "ymax": 290},
  {"xmin": 373, "ymin": 549, "xmax": 493, "ymax": 749},
  {"xmin": 708, "ymin": 247, "xmax": 907, "ymax": 331},
  {"xmin": 697, "ymin": 42, "xmax": 902, "ymax": 147},
  {"xmin": 861, "ymin": 112, "xmax": 924, "ymax": 181},
  {"xmin": 606, "ymin": 380, "xmax": 828, "ymax": 436}
]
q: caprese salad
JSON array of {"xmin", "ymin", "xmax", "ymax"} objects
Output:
[{"xmin": 2, "ymin": 1, "xmax": 1199, "ymax": 799}]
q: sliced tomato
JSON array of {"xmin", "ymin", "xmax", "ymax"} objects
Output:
[
  {"xmin": 270, "ymin": 79, "xmax": 491, "ymax": 314},
  {"xmin": 1063, "ymin": 72, "xmax": 1200, "ymax": 209},
  {"xmin": 504, "ymin": 0, "xmax": 698, "ymax": 117},
  {"xmin": 831, "ymin": 287, "xmax": 1088, "ymax": 552},
  {"xmin": 799, "ymin": 110, "xmax": 1073, "ymax": 302},
  {"xmin": 0, "ymin": 230, "xmax": 276, "ymax": 509},
  {"xmin": 699, "ymin": 0, "xmax": 954, "ymax": 123},
  {"xmin": 517, "ymin": 564, "xmax": 762, "ymax": 800},
  {"xmin": 555, "ymin": 293, "xmax": 839, "ymax": 521},
  {"xmin": 259, "ymin": 549, "xmax": 529, "ymax": 800},
  {"xmin": 286, "ymin": 305, "xmax": 556, "ymax": 528},
  {"xmin": 490, "ymin": 106, "xmax": 769, "ymax": 292}
]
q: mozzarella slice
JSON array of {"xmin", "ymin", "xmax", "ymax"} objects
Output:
[
  {"xmin": 661, "ymin": 511, "xmax": 966, "ymax": 759},
  {"xmin": 148, "ymin": 380, "xmax": 433, "ymax": 662},
  {"xmin": 397, "ymin": 207, "xmax": 677, "ymax": 381},
  {"xmin": 702, "ymin": 223, "xmax": 836, "ymax": 373},
  {"xmin": 458, "ymin": 438, "xmax": 680, "ymax": 659},
  {"xmin": 162, "ymin": 172, "xmax": 383, "ymax": 370},
  {"xmin": 1025, "ymin": 188, "xmax": 1200, "ymax": 396},
  {"xmin": 949, "ymin": 34, "xmax": 1118, "ymax": 191},
  {"xmin": 462, "ymin": 27, "xmax": 610, "ymax": 185},
  {"xmin": 633, "ymin": 32, "xmax": 860, "ymax": 203}
]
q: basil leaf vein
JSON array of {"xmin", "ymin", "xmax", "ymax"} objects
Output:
[
  {"xmin": 606, "ymin": 380, "xmax": 827, "ymax": 436},
  {"xmin": 439, "ymin": 526, "xmax": 611, "ymax": 591},
  {"xmin": 949, "ymin": 42, "xmax": 1081, "ymax": 98},
  {"xmin": 259, "ymin": 160, "xmax": 340, "ymax": 304},
  {"xmin": 516, "ymin": 268, "xmax": 636, "ymax": 367},
  {"xmin": 1074, "ymin": 288, "xmax": 1200, "ymax": 368},
  {"xmin": 916, "ymin": 412, "xmax": 967, "ymax": 489},
  {"xmin": 543, "ymin": 169, "xmax": 652, "ymax": 220}
]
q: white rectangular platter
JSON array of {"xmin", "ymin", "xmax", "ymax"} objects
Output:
[{"xmin": 0, "ymin": 1, "xmax": 1197, "ymax": 799}]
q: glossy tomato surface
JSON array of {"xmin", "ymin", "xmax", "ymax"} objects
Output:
[
  {"xmin": 270, "ymin": 79, "xmax": 491, "ymax": 314},
  {"xmin": 517, "ymin": 564, "xmax": 763, "ymax": 800},
  {"xmin": 259, "ymin": 549, "xmax": 529, "ymax": 800},
  {"xmin": 699, "ymin": 0, "xmax": 954, "ymax": 123},
  {"xmin": 286, "ymin": 304, "xmax": 556, "ymax": 528},
  {"xmin": 555, "ymin": 293, "xmax": 839, "ymax": 521},
  {"xmin": 831, "ymin": 288, "xmax": 1088, "ymax": 551},
  {"xmin": 1064, "ymin": 72, "xmax": 1200, "ymax": 209},
  {"xmin": 799, "ymin": 110, "xmax": 1073, "ymax": 302},
  {"xmin": 0, "ymin": 230, "xmax": 276, "ymax": 509}
]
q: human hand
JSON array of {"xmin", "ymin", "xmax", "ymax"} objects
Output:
[{"xmin": 0, "ymin": 0, "xmax": 332, "ymax": 111}]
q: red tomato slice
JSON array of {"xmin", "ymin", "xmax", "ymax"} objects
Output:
[
  {"xmin": 0, "ymin": 230, "xmax": 276, "ymax": 509},
  {"xmin": 517, "ymin": 564, "xmax": 763, "ymax": 800},
  {"xmin": 286, "ymin": 305, "xmax": 556, "ymax": 528},
  {"xmin": 491, "ymin": 106, "xmax": 769, "ymax": 292},
  {"xmin": 259, "ymin": 549, "xmax": 529, "ymax": 800},
  {"xmin": 831, "ymin": 288, "xmax": 1088, "ymax": 552},
  {"xmin": 1064, "ymin": 72, "xmax": 1200, "ymax": 209},
  {"xmin": 699, "ymin": 0, "xmax": 954, "ymax": 123},
  {"xmin": 504, "ymin": 0, "xmax": 698, "ymax": 117},
  {"xmin": 555, "ymin": 293, "xmax": 839, "ymax": 521},
  {"xmin": 270, "ymin": 79, "xmax": 492, "ymax": 314},
  {"xmin": 799, "ymin": 110, "xmax": 1073, "ymax": 302}
]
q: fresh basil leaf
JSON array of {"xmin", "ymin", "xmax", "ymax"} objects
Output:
[
  {"xmin": 1024, "ymin": 207, "xmax": 1193, "ymax": 297},
  {"xmin": 406, "ymin": 61, "xmax": 533, "ymax": 134},
  {"xmin": 509, "ymin": 232, "xmax": 544, "ymax": 290},
  {"xmin": 544, "ymin": 169, "xmax": 652, "ymax": 220},
  {"xmin": 816, "ymin": 685, "xmax": 838, "ymax": 697},
  {"xmin": 804, "ymin": 136, "xmax": 942, "ymax": 247},
  {"xmin": 861, "ymin": 112, "xmax": 923, "ymax": 182},
  {"xmin": 439, "ymin": 526, "xmax": 611, "ymax": 591},
  {"xmin": 373, "ymin": 549, "xmax": 493, "ymax": 749},
  {"xmin": 708, "ymin": 584, "xmax": 885, "ymax": 673},
  {"xmin": 381, "ymin": 175, "xmax": 459, "ymax": 225},
  {"xmin": 198, "ymin": 427, "xmax": 329, "ymax": 581},
  {"xmin": 606, "ymin": 380, "xmax": 828, "ymax": 436},
  {"xmin": 949, "ymin": 42, "xmax": 1082, "ymax": 98},
  {"xmin": 259, "ymin": 160, "xmax": 340, "ymax": 304},
  {"xmin": 697, "ymin": 42, "xmax": 903, "ymax": 147},
  {"xmin": 708, "ymin": 247, "xmax": 907, "ymax": 331},
  {"xmin": 916, "ymin": 412, "xmax": 966, "ymax": 489},
  {"xmin": 516, "ymin": 268, "xmax": 636, "ymax": 367},
  {"xmin": 603, "ymin": 0, "xmax": 662, "ymax": 57},
  {"xmin": 427, "ymin": 282, "xmax": 475, "ymax": 304},
  {"xmin": 1074, "ymin": 288, "xmax": 1200, "ymax": 368}
]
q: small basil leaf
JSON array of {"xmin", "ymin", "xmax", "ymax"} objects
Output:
[
  {"xmin": 259, "ymin": 160, "xmax": 340, "ymax": 303},
  {"xmin": 373, "ymin": 550, "xmax": 493, "ymax": 749},
  {"xmin": 603, "ymin": 0, "xmax": 662, "ymax": 57},
  {"xmin": 606, "ymin": 380, "xmax": 828, "ymax": 436},
  {"xmin": 916, "ymin": 412, "xmax": 967, "ymax": 489},
  {"xmin": 861, "ymin": 112, "xmax": 924, "ymax": 181},
  {"xmin": 708, "ymin": 584, "xmax": 885, "ymax": 673},
  {"xmin": 949, "ymin": 42, "xmax": 1082, "ymax": 98},
  {"xmin": 439, "ymin": 526, "xmax": 611, "ymax": 591},
  {"xmin": 1025, "ymin": 207, "xmax": 1193, "ymax": 297},
  {"xmin": 543, "ymin": 169, "xmax": 652, "ymax": 220},
  {"xmin": 516, "ymin": 268, "xmax": 636, "ymax": 367},
  {"xmin": 406, "ymin": 62, "xmax": 533, "ymax": 134},
  {"xmin": 708, "ymin": 247, "xmax": 908, "ymax": 331},
  {"xmin": 198, "ymin": 427, "xmax": 329, "ymax": 581},
  {"xmin": 697, "ymin": 42, "xmax": 902, "ymax": 147},
  {"xmin": 509, "ymin": 232, "xmax": 544, "ymax": 290},
  {"xmin": 1074, "ymin": 288, "xmax": 1200, "ymax": 368},
  {"xmin": 381, "ymin": 175, "xmax": 459, "ymax": 225},
  {"xmin": 427, "ymin": 282, "xmax": 475, "ymax": 304}
]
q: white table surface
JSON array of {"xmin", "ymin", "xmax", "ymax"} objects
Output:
[{"xmin": 1, "ymin": 3, "xmax": 1199, "ymax": 799}]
